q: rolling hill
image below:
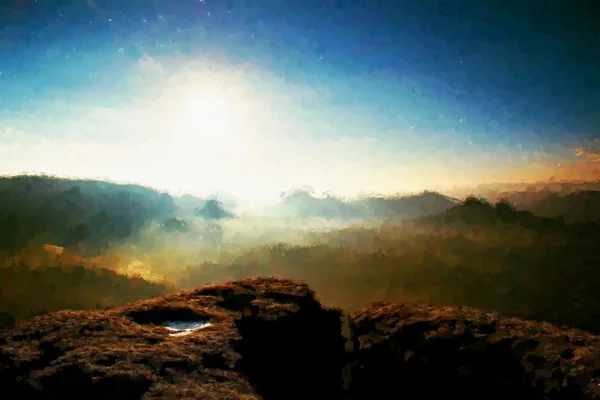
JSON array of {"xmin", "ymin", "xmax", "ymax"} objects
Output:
[
  {"xmin": 0, "ymin": 175, "xmax": 177, "ymax": 256},
  {"xmin": 528, "ymin": 190, "xmax": 600, "ymax": 224},
  {"xmin": 278, "ymin": 189, "xmax": 459, "ymax": 221}
]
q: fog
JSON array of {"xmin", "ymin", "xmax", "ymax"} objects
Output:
[
  {"xmin": 111, "ymin": 206, "xmax": 383, "ymax": 283},
  {"xmin": 3, "ymin": 175, "xmax": 600, "ymax": 334}
]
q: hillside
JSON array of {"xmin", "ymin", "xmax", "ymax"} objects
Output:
[
  {"xmin": 3, "ymin": 176, "xmax": 600, "ymax": 338},
  {"xmin": 452, "ymin": 182, "xmax": 600, "ymax": 224},
  {"xmin": 416, "ymin": 196, "xmax": 566, "ymax": 230},
  {"xmin": 448, "ymin": 180, "xmax": 600, "ymax": 209},
  {"xmin": 2, "ymin": 277, "xmax": 600, "ymax": 399},
  {"xmin": 528, "ymin": 190, "xmax": 600, "ymax": 224},
  {"xmin": 0, "ymin": 247, "xmax": 169, "ymax": 329},
  {"xmin": 180, "ymin": 197, "xmax": 600, "ymax": 333},
  {"xmin": 0, "ymin": 175, "xmax": 177, "ymax": 256},
  {"xmin": 416, "ymin": 195, "xmax": 600, "ymax": 234}
]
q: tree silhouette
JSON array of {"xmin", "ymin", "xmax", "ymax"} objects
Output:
[{"xmin": 195, "ymin": 199, "xmax": 234, "ymax": 220}]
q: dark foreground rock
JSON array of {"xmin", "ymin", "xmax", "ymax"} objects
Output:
[
  {"xmin": 347, "ymin": 302, "xmax": 600, "ymax": 400},
  {"xmin": 3, "ymin": 279, "xmax": 600, "ymax": 399},
  {"xmin": 0, "ymin": 277, "xmax": 345, "ymax": 399}
]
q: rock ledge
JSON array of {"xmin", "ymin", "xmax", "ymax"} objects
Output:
[{"xmin": 2, "ymin": 278, "xmax": 600, "ymax": 399}]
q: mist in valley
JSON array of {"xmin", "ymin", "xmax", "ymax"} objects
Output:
[{"xmin": 2, "ymin": 175, "xmax": 599, "ymax": 335}]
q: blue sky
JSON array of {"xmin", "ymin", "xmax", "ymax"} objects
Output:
[{"xmin": 0, "ymin": 0, "xmax": 599, "ymax": 203}]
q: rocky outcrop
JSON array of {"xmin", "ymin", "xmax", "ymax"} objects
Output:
[
  {"xmin": 0, "ymin": 277, "xmax": 345, "ymax": 399},
  {"xmin": 2, "ymin": 278, "xmax": 600, "ymax": 399},
  {"xmin": 347, "ymin": 302, "xmax": 600, "ymax": 400}
]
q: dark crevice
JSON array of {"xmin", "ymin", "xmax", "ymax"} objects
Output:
[
  {"xmin": 202, "ymin": 352, "xmax": 229, "ymax": 370},
  {"xmin": 232, "ymin": 302, "xmax": 346, "ymax": 400},
  {"xmin": 125, "ymin": 307, "xmax": 210, "ymax": 325}
]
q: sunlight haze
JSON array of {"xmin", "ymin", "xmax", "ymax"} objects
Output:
[{"xmin": 0, "ymin": 10, "xmax": 598, "ymax": 203}]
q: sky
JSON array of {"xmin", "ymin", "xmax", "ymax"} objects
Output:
[{"xmin": 0, "ymin": 0, "xmax": 599, "ymax": 204}]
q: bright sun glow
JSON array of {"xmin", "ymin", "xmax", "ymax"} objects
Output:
[
  {"xmin": 146, "ymin": 72, "xmax": 283, "ymax": 205},
  {"xmin": 183, "ymin": 89, "xmax": 232, "ymax": 138}
]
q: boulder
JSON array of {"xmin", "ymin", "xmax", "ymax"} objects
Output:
[
  {"xmin": 347, "ymin": 302, "xmax": 600, "ymax": 400},
  {"xmin": 0, "ymin": 277, "xmax": 346, "ymax": 400},
  {"xmin": 3, "ymin": 278, "xmax": 600, "ymax": 399}
]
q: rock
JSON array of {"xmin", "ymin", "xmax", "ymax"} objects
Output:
[
  {"xmin": 347, "ymin": 302, "xmax": 600, "ymax": 400},
  {"xmin": 3, "ymin": 279, "xmax": 600, "ymax": 399},
  {"xmin": 0, "ymin": 277, "xmax": 346, "ymax": 400}
]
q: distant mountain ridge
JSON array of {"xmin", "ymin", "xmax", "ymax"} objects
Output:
[
  {"xmin": 1, "ymin": 175, "xmax": 597, "ymax": 258},
  {"xmin": 415, "ymin": 195, "xmax": 600, "ymax": 236},
  {"xmin": 0, "ymin": 175, "xmax": 177, "ymax": 255},
  {"xmin": 528, "ymin": 190, "xmax": 600, "ymax": 224},
  {"xmin": 278, "ymin": 189, "xmax": 459, "ymax": 220},
  {"xmin": 447, "ymin": 180, "xmax": 600, "ymax": 211}
]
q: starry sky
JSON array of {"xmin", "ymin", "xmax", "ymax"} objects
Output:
[{"xmin": 0, "ymin": 0, "xmax": 599, "ymax": 203}]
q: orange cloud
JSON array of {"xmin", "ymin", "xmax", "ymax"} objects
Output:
[
  {"xmin": 528, "ymin": 141, "xmax": 600, "ymax": 182},
  {"xmin": 469, "ymin": 140, "xmax": 599, "ymax": 185},
  {"xmin": 563, "ymin": 144, "xmax": 600, "ymax": 180}
]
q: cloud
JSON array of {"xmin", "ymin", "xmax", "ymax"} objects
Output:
[
  {"xmin": 573, "ymin": 149, "xmax": 600, "ymax": 166},
  {"xmin": 566, "ymin": 143, "xmax": 600, "ymax": 179},
  {"xmin": 138, "ymin": 54, "xmax": 162, "ymax": 72},
  {"xmin": 572, "ymin": 139, "xmax": 600, "ymax": 164},
  {"xmin": 524, "ymin": 143, "xmax": 600, "ymax": 182}
]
